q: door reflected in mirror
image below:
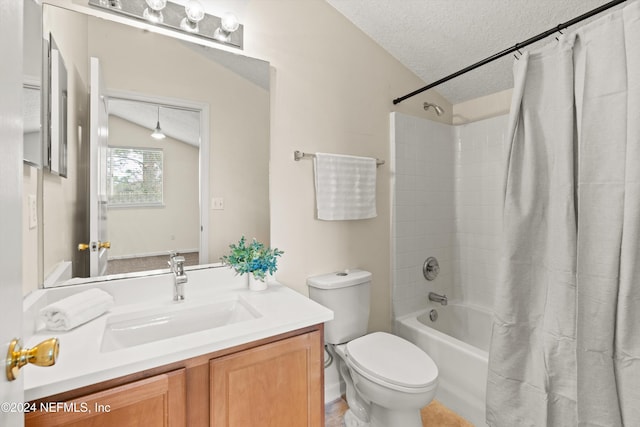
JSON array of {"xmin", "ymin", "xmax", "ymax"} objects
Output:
[
  {"xmin": 27, "ymin": 4, "xmax": 270, "ymax": 292},
  {"xmin": 104, "ymin": 98, "xmax": 201, "ymax": 275}
]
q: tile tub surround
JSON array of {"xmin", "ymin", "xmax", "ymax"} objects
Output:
[
  {"xmin": 22, "ymin": 266, "xmax": 333, "ymax": 401},
  {"xmin": 391, "ymin": 112, "xmax": 507, "ymax": 426},
  {"xmin": 391, "ymin": 113, "xmax": 508, "ymax": 316},
  {"xmin": 392, "ymin": 113, "xmax": 454, "ymax": 317},
  {"xmin": 453, "ymin": 115, "xmax": 508, "ymax": 309}
]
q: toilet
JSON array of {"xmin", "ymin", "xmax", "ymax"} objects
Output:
[{"xmin": 307, "ymin": 270, "xmax": 438, "ymax": 427}]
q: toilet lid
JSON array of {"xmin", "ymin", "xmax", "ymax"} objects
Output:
[{"xmin": 346, "ymin": 332, "xmax": 438, "ymax": 390}]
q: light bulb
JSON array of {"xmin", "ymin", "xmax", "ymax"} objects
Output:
[
  {"xmin": 181, "ymin": 0, "xmax": 205, "ymax": 32},
  {"xmin": 184, "ymin": 0, "xmax": 205, "ymax": 23},
  {"xmin": 213, "ymin": 12, "xmax": 240, "ymax": 42},
  {"xmin": 145, "ymin": 0, "xmax": 166, "ymax": 11},
  {"xmin": 220, "ymin": 12, "xmax": 239, "ymax": 33},
  {"xmin": 143, "ymin": 0, "xmax": 166, "ymax": 23},
  {"xmin": 143, "ymin": 8, "xmax": 164, "ymax": 23}
]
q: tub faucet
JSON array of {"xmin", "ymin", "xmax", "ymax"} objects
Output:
[
  {"xmin": 428, "ymin": 292, "xmax": 448, "ymax": 306},
  {"xmin": 168, "ymin": 252, "xmax": 188, "ymax": 301}
]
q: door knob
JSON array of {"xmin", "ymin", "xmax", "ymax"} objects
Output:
[
  {"xmin": 6, "ymin": 337, "xmax": 60, "ymax": 381},
  {"xmin": 78, "ymin": 241, "xmax": 111, "ymax": 251}
]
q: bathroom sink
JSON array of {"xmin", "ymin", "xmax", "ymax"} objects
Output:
[{"xmin": 100, "ymin": 297, "xmax": 261, "ymax": 352}]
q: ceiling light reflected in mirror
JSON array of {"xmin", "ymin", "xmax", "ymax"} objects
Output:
[{"xmin": 151, "ymin": 106, "xmax": 166, "ymax": 140}]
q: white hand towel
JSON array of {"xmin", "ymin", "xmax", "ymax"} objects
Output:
[
  {"xmin": 314, "ymin": 153, "xmax": 377, "ymax": 220},
  {"xmin": 39, "ymin": 289, "xmax": 114, "ymax": 331}
]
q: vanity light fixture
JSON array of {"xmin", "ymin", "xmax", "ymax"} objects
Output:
[
  {"xmin": 89, "ymin": 0, "xmax": 244, "ymax": 49},
  {"xmin": 151, "ymin": 106, "xmax": 166, "ymax": 140},
  {"xmin": 180, "ymin": 0, "xmax": 205, "ymax": 33}
]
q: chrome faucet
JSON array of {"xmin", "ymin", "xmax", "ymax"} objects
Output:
[
  {"xmin": 428, "ymin": 292, "xmax": 448, "ymax": 306},
  {"xmin": 168, "ymin": 252, "xmax": 188, "ymax": 301}
]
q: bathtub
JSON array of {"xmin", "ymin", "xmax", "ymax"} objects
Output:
[{"xmin": 395, "ymin": 303, "xmax": 491, "ymax": 427}]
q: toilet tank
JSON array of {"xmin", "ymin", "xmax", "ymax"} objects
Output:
[{"xmin": 307, "ymin": 270, "xmax": 371, "ymax": 344}]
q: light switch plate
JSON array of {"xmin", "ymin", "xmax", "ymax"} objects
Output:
[{"xmin": 211, "ymin": 197, "xmax": 224, "ymax": 210}]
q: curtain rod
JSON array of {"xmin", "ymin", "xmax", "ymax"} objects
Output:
[{"xmin": 392, "ymin": 0, "xmax": 628, "ymax": 105}]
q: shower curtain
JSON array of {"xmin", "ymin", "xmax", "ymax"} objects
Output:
[{"xmin": 487, "ymin": 2, "xmax": 640, "ymax": 426}]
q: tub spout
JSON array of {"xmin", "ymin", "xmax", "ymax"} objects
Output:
[{"xmin": 428, "ymin": 292, "xmax": 448, "ymax": 306}]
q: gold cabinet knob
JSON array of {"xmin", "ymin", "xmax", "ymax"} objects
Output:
[{"xmin": 6, "ymin": 337, "xmax": 60, "ymax": 381}]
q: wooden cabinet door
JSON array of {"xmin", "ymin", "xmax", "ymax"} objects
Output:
[
  {"xmin": 26, "ymin": 369, "xmax": 186, "ymax": 427},
  {"xmin": 210, "ymin": 331, "xmax": 324, "ymax": 427}
]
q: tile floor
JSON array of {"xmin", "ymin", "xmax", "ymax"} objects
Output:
[{"xmin": 325, "ymin": 398, "xmax": 474, "ymax": 427}]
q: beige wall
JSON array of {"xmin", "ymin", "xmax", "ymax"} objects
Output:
[
  {"xmin": 452, "ymin": 88, "xmax": 513, "ymax": 125},
  {"xmin": 107, "ymin": 116, "xmax": 199, "ymax": 258},
  {"xmin": 242, "ymin": 0, "xmax": 451, "ymax": 333}
]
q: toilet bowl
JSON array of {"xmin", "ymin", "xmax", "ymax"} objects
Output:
[
  {"xmin": 307, "ymin": 270, "xmax": 439, "ymax": 427},
  {"xmin": 334, "ymin": 332, "xmax": 438, "ymax": 427}
]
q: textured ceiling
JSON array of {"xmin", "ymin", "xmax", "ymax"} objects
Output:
[{"xmin": 325, "ymin": 0, "xmax": 627, "ymax": 104}]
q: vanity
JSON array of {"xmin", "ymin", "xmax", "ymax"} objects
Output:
[{"xmin": 22, "ymin": 266, "xmax": 333, "ymax": 426}]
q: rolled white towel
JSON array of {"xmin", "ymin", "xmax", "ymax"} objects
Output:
[{"xmin": 39, "ymin": 289, "xmax": 114, "ymax": 331}]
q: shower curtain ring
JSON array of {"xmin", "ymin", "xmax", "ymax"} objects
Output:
[{"xmin": 514, "ymin": 44, "xmax": 523, "ymax": 60}]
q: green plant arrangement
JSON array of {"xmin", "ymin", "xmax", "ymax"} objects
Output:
[{"xmin": 221, "ymin": 236, "xmax": 284, "ymax": 280}]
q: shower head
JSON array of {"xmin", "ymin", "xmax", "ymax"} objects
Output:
[{"xmin": 424, "ymin": 102, "xmax": 445, "ymax": 116}]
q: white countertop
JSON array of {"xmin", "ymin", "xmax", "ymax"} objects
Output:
[{"xmin": 23, "ymin": 266, "xmax": 333, "ymax": 401}]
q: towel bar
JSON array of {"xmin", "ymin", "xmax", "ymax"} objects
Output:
[{"xmin": 293, "ymin": 150, "xmax": 385, "ymax": 167}]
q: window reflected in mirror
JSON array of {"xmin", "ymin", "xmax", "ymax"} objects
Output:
[{"xmin": 107, "ymin": 147, "xmax": 164, "ymax": 207}]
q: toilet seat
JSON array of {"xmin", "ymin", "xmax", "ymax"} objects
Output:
[{"xmin": 345, "ymin": 332, "xmax": 438, "ymax": 393}]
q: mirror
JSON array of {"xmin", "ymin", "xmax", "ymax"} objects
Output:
[{"xmin": 25, "ymin": 3, "xmax": 270, "ymax": 291}]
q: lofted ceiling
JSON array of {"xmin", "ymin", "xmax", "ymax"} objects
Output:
[
  {"xmin": 324, "ymin": 0, "xmax": 627, "ymax": 104},
  {"xmin": 108, "ymin": 99, "xmax": 201, "ymax": 147},
  {"xmin": 169, "ymin": 0, "xmax": 628, "ymax": 104}
]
